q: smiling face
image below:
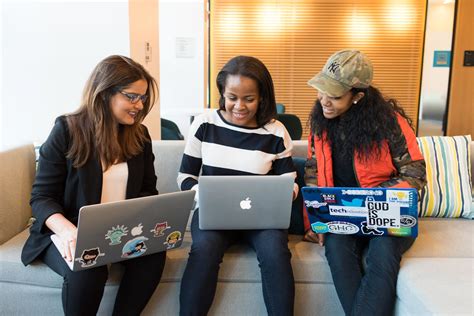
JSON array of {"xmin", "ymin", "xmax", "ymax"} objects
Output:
[
  {"xmin": 220, "ymin": 74, "xmax": 260, "ymax": 128},
  {"xmin": 318, "ymin": 90, "xmax": 364, "ymax": 119},
  {"xmin": 110, "ymin": 79, "xmax": 148, "ymax": 125}
]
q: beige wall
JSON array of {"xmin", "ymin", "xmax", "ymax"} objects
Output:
[
  {"xmin": 447, "ymin": 0, "xmax": 474, "ymax": 136},
  {"xmin": 129, "ymin": 0, "xmax": 161, "ymax": 139}
]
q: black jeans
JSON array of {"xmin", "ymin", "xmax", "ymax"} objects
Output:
[
  {"xmin": 325, "ymin": 234, "xmax": 415, "ymax": 316},
  {"xmin": 179, "ymin": 210, "xmax": 295, "ymax": 316},
  {"xmin": 41, "ymin": 243, "xmax": 166, "ymax": 316}
]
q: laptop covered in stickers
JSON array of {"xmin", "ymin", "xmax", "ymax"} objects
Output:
[
  {"xmin": 301, "ymin": 187, "xmax": 418, "ymax": 237},
  {"xmin": 50, "ymin": 190, "xmax": 195, "ymax": 271}
]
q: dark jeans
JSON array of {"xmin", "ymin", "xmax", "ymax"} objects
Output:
[
  {"xmin": 179, "ymin": 210, "xmax": 295, "ymax": 316},
  {"xmin": 325, "ymin": 234, "xmax": 415, "ymax": 316},
  {"xmin": 41, "ymin": 243, "xmax": 166, "ymax": 316}
]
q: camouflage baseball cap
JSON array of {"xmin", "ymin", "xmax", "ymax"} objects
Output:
[{"xmin": 308, "ymin": 50, "xmax": 373, "ymax": 97}]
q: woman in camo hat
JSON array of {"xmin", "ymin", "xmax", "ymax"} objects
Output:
[{"xmin": 303, "ymin": 49, "xmax": 426, "ymax": 315}]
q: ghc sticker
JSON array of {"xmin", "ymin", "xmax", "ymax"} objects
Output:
[
  {"xmin": 311, "ymin": 221, "xmax": 329, "ymax": 233},
  {"xmin": 326, "ymin": 221, "xmax": 360, "ymax": 234}
]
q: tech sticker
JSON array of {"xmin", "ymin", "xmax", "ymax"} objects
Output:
[
  {"xmin": 75, "ymin": 247, "xmax": 105, "ymax": 268},
  {"xmin": 121, "ymin": 236, "xmax": 149, "ymax": 258},
  {"xmin": 150, "ymin": 221, "xmax": 171, "ymax": 237},
  {"xmin": 164, "ymin": 231, "xmax": 182, "ymax": 249},
  {"xmin": 105, "ymin": 225, "xmax": 129, "ymax": 245}
]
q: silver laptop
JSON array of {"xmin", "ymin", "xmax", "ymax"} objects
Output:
[
  {"xmin": 198, "ymin": 175, "xmax": 294, "ymax": 230},
  {"xmin": 51, "ymin": 190, "xmax": 195, "ymax": 271}
]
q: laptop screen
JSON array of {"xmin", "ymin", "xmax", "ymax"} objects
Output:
[{"xmin": 301, "ymin": 187, "xmax": 418, "ymax": 237}]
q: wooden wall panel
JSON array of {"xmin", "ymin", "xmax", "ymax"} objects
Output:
[
  {"xmin": 210, "ymin": 0, "xmax": 426, "ymax": 138},
  {"xmin": 129, "ymin": 0, "xmax": 161, "ymax": 139},
  {"xmin": 446, "ymin": 0, "xmax": 474, "ymax": 136}
]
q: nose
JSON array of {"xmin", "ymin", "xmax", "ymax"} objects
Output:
[
  {"xmin": 318, "ymin": 93, "xmax": 330, "ymax": 106},
  {"xmin": 233, "ymin": 99, "xmax": 243, "ymax": 109},
  {"xmin": 134, "ymin": 100, "xmax": 144, "ymax": 111}
]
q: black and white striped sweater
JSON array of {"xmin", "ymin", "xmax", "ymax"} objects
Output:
[{"xmin": 177, "ymin": 110, "xmax": 298, "ymax": 195}]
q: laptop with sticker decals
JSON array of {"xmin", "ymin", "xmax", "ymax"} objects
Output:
[
  {"xmin": 301, "ymin": 187, "xmax": 418, "ymax": 237},
  {"xmin": 50, "ymin": 190, "xmax": 195, "ymax": 271}
]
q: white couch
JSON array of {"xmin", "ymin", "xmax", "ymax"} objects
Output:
[{"xmin": 0, "ymin": 140, "xmax": 472, "ymax": 315}]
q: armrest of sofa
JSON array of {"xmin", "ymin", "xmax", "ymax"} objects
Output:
[{"xmin": 0, "ymin": 144, "xmax": 36, "ymax": 245}]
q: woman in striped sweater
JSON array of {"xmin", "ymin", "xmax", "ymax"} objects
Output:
[{"xmin": 178, "ymin": 56, "xmax": 297, "ymax": 316}]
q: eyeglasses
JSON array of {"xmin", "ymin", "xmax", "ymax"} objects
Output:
[{"xmin": 119, "ymin": 91, "xmax": 148, "ymax": 104}]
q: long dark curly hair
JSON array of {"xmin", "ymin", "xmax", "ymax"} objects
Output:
[{"xmin": 309, "ymin": 86, "xmax": 413, "ymax": 162}]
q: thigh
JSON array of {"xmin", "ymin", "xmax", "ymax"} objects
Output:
[
  {"xmin": 41, "ymin": 242, "xmax": 76, "ymax": 277},
  {"xmin": 244, "ymin": 229, "xmax": 289, "ymax": 253},
  {"xmin": 190, "ymin": 209, "xmax": 238, "ymax": 255},
  {"xmin": 366, "ymin": 236, "xmax": 415, "ymax": 264},
  {"xmin": 41, "ymin": 242, "xmax": 108, "ymax": 283},
  {"xmin": 325, "ymin": 234, "xmax": 365, "ymax": 261}
]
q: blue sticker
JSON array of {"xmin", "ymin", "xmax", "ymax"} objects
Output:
[
  {"xmin": 341, "ymin": 198, "xmax": 363, "ymax": 207},
  {"xmin": 121, "ymin": 236, "xmax": 149, "ymax": 258},
  {"xmin": 311, "ymin": 221, "xmax": 329, "ymax": 233}
]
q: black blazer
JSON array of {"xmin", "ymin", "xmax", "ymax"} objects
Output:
[{"xmin": 21, "ymin": 116, "xmax": 158, "ymax": 265}]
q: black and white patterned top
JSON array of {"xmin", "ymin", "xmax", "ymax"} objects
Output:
[{"xmin": 177, "ymin": 109, "xmax": 297, "ymax": 195}]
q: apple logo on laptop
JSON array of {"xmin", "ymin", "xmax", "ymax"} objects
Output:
[{"xmin": 240, "ymin": 197, "xmax": 252, "ymax": 210}]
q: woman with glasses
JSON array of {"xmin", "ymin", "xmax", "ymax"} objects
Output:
[{"xmin": 21, "ymin": 55, "xmax": 165, "ymax": 316}]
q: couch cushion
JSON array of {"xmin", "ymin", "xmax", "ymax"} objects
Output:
[
  {"xmin": 404, "ymin": 218, "xmax": 474, "ymax": 258},
  {"xmin": 417, "ymin": 135, "xmax": 473, "ymax": 218},
  {"xmin": 397, "ymin": 258, "xmax": 474, "ymax": 315},
  {"xmin": 0, "ymin": 229, "xmax": 331, "ymax": 287},
  {"xmin": 0, "ymin": 229, "xmax": 125, "ymax": 288}
]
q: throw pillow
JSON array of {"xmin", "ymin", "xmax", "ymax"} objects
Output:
[{"xmin": 417, "ymin": 135, "xmax": 473, "ymax": 219}]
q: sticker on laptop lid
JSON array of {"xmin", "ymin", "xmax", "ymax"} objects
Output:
[
  {"xmin": 121, "ymin": 236, "xmax": 149, "ymax": 258},
  {"xmin": 131, "ymin": 223, "xmax": 144, "ymax": 236},
  {"xmin": 366, "ymin": 197, "xmax": 401, "ymax": 228},
  {"xmin": 321, "ymin": 193, "xmax": 336, "ymax": 203},
  {"xmin": 164, "ymin": 231, "xmax": 182, "ymax": 249},
  {"xmin": 326, "ymin": 221, "xmax": 359, "ymax": 234},
  {"xmin": 150, "ymin": 221, "xmax": 171, "ymax": 237},
  {"xmin": 75, "ymin": 247, "xmax": 105, "ymax": 268},
  {"xmin": 304, "ymin": 200, "xmax": 328, "ymax": 208},
  {"xmin": 386, "ymin": 190, "xmax": 413, "ymax": 207},
  {"xmin": 361, "ymin": 221, "xmax": 384, "ymax": 236},
  {"xmin": 388, "ymin": 226, "xmax": 412, "ymax": 237},
  {"xmin": 328, "ymin": 198, "xmax": 368, "ymax": 217},
  {"xmin": 105, "ymin": 225, "xmax": 129, "ymax": 245},
  {"xmin": 400, "ymin": 215, "xmax": 417, "ymax": 228},
  {"xmin": 311, "ymin": 221, "xmax": 329, "ymax": 234}
]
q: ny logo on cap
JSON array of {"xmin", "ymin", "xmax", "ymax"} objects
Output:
[{"xmin": 327, "ymin": 61, "xmax": 340, "ymax": 74}]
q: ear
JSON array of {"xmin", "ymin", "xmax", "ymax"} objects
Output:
[{"xmin": 352, "ymin": 92, "xmax": 365, "ymax": 104}]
